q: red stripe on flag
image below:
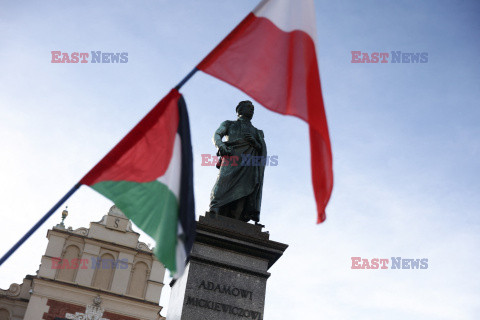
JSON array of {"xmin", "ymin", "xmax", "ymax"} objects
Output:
[
  {"xmin": 198, "ymin": 13, "xmax": 333, "ymax": 223},
  {"xmin": 80, "ymin": 89, "xmax": 180, "ymax": 186},
  {"xmin": 309, "ymin": 128, "xmax": 333, "ymax": 223}
]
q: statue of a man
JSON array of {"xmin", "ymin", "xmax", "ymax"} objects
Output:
[{"xmin": 209, "ymin": 101, "xmax": 266, "ymax": 223}]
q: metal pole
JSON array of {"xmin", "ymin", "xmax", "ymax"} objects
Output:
[
  {"xmin": 0, "ymin": 183, "xmax": 81, "ymax": 266},
  {"xmin": 175, "ymin": 67, "xmax": 199, "ymax": 90}
]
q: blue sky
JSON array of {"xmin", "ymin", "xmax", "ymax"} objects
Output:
[{"xmin": 1, "ymin": 0, "xmax": 479, "ymax": 319}]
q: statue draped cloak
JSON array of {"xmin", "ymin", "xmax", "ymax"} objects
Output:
[{"xmin": 209, "ymin": 119, "xmax": 267, "ymax": 222}]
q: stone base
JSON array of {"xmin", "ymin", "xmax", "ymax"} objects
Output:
[{"xmin": 167, "ymin": 212, "xmax": 288, "ymax": 320}]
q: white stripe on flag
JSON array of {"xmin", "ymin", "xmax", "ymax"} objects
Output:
[
  {"xmin": 157, "ymin": 133, "xmax": 182, "ymax": 200},
  {"xmin": 253, "ymin": 0, "xmax": 318, "ymax": 45}
]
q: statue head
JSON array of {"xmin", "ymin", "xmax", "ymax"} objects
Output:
[{"xmin": 236, "ymin": 100, "xmax": 254, "ymax": 120}]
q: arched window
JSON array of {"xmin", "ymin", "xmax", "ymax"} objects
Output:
[
  {"xmin": 127, "ymin": 261, "xmax": 149, "ymax": 298},
  {"xmin": 57, "ymin": 245, "xmax": 80, "ymax": 282},
  {"xmin": 0, "ymin": 308, "xmax": 10, "ymax": 320},
  {"xmin": 92, "ymin": 253, "xmax": 115, "ymax": 290}
]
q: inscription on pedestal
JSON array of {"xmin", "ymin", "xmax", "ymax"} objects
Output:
[
  {"xmin": 198, "ymin": 280, "xmax": 253, "ymax": 300},
  {"xmin": 184, "ymin": 279, "xmax": 262, "ymax": 320}
]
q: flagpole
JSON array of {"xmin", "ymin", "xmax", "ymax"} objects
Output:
[
  {"xmin": 175, "ymin": 67, "xmax": 199, "ymax": 90},
  {"xmin": 0, "ymin": 183, "xmax": 81, "ymax": 266}
]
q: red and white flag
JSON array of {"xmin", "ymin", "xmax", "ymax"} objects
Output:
[{"xmin": 198, "ymin": 0, "xmax": 333, "ymax": 223}]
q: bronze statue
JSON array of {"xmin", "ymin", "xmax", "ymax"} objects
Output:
[{"xmin": 209, "ymin": 101, "xmax": 266, "ymax": 224}]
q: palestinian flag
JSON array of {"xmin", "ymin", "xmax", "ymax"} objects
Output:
[
  {"xmin": 197, "ymin": 0, "xmax": 333, "ymax": 223},
  {"xmin": 80, "ymin": 89, "xmax": 195, "ymax": 276}
]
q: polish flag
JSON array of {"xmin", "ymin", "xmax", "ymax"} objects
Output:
[{"xmin": 198, "ymin": 0, "xmax": 333, "ymax": 223}]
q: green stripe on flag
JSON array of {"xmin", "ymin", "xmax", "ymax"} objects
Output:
[{"xmin": 91, "ymin": 180, "xmax": 179, "ymax": 272}]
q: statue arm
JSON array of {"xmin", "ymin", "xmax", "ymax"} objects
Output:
[
  {"xmin": 255, "ymin": 130, "xmax": 264, "ymax": 151},
  {"xmin": 250, "ymin": 136, "xmax": 262, "ymax": 151},
  {"xmin": 245, "ymin": 129, "xmax": 263, "ymax": 151},
  {"xmin": 213, "ymin": 121, "xmax": 231, "ymax": 156}
]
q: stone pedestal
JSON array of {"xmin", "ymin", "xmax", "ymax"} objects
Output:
[{"xmin": 167, "ymin": 212, "xmax": 288, "ymax": 320}]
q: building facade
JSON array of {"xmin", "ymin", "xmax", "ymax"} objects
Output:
[{"xmin": 0, "ymin": 206, "xmax": 166, "ymax": 320}]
